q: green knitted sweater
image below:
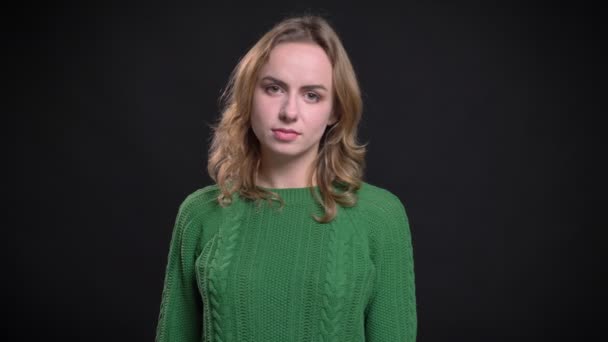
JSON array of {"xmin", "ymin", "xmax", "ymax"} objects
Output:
[{"xmin": 155, "ymin": 182, "xmax": 417, "ymax": 341}]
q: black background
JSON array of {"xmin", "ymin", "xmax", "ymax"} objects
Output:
[{"xmin": 8, "ymin": 1, "xmax": 603, "ymax": 341}]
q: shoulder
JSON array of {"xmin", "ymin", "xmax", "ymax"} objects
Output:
[
  {"xmin": 175, "ymin": 184, "xmax": 222, "ymax": 223},
  {"xmin": 354, "ymin": 182, "xmax": 413, "ymax": 247},
  {"xmin": 349, "ymin": 182, "xmax": 411, "ymax": 239},
  {"xmin": 356, "ymin": 181, "xmax": 408, "ymax": 218}
]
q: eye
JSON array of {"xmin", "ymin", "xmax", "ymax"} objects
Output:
[
  {"xmin": 265, "ymin": 85, "xmax": 282, "ymax": 94},
  {"xmin": 305, "ymin": 92, "xmax": 321, "ymax": 102}
]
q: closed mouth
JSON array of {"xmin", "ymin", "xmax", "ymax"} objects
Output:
[{"xmin": 272, "ymin": 128, "xmax": 300, "ymax": 134}]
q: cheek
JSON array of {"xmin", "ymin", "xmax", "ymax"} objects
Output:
[
  {"xmin": 250, "ymin": 95, "xmax": 271, "ymax": 137},
  {"xmin": 309, "ymin": 106, "xmax": 334, "ymax": 130},
  {"xmin": 252, "ymin": 94, "xmax": 276, "ymax": 122},
  {"xmin": 250, "ymin": 110, "xmax": 263, "ymax": 138}
]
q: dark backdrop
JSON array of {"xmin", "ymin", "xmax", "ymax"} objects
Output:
[{"xmin": 9, "ymin": 1, "xmax": 603, "ymax": 341}]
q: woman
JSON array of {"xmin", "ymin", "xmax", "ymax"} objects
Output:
[{"xmin": 155, "ymin": 15, "xmax": 417, "ymax": 342}]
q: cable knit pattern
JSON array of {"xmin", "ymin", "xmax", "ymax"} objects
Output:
[
  {"xmin": 319, "ymin": 224, "xmax": 352, "ymax": 342},
  {"xmin": 155, "ymin": 182, "xmax": 417, "ymax": 342},
  {"xmin": 196, "ymin": 234, "xmax": 217, "ymax": 341},
  {"xmin": 207, "ymin": 199, "xmax": 245, "ymax": 342}
]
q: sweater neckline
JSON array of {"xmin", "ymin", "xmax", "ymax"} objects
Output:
[{"xmin": 256, "ymin": 185, "xmax": 320, "ymax": 205}]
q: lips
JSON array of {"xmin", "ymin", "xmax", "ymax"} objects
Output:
[
  {"xmin": 271, "ymin": 128, "xmax": 300, "ymax": 142},
  {"xmin": 272, "ymin": 128, "xmax": 301, "ymax": 135}
]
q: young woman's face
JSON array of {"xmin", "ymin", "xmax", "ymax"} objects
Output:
[{"xmin": 251, "ymin": 42, "xmax": 336, "ymax": 163}]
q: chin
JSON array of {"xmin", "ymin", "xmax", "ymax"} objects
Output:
[
  {"xmin": 268, "ymin": 148, "xmax": 302, "ymax": 157},
  {"xmin": 263, "ymin": 145, "xmax": 307, "ymax": 158}
]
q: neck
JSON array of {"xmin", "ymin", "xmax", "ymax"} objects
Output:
[{"xmin": 256, "ymin": 150, "xmax": 317, "ymax": 189}]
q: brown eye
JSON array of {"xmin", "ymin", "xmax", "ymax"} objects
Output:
[
  {"xmin": 305, "ymin": 92, "xmax": 320, "ymax": 102},
  {"xmin": 265, "ymin": 85, "xmax": 281, "ymax": 94}
]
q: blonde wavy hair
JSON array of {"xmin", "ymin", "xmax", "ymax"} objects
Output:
[{"xmin": 207, "ymin": 15, "xmax": 367, "ymax": 223}]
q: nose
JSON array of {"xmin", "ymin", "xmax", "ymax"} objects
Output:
[{"xmin": 279, "ymin": 93, "xmax": 298, "ymax": 122}]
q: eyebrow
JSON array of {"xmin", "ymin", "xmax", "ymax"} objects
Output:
[{"xmin": 260, "ymin": 76, "xmax": 328, "ymax": 92}]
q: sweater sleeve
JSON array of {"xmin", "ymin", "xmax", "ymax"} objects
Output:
[
  {"xmin": 365, "ymin": 192, "xmax": 417, "ymax": 341},
  {"xmin": 155, "ymin": 198, "xmax": 203, "ymax": 342}
]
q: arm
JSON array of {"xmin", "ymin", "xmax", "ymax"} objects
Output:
[
  {"xmin": 365, "ymin": 193, "xmax": 417, "ymax": 341},
  {"xmin": 155, "ymin": 199, "xmax": 203, "ymax": 342}
]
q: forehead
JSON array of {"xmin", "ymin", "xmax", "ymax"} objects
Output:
[{"xmin": 259, "ymin": 42, "xmax": 333, "ymax": 86}]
